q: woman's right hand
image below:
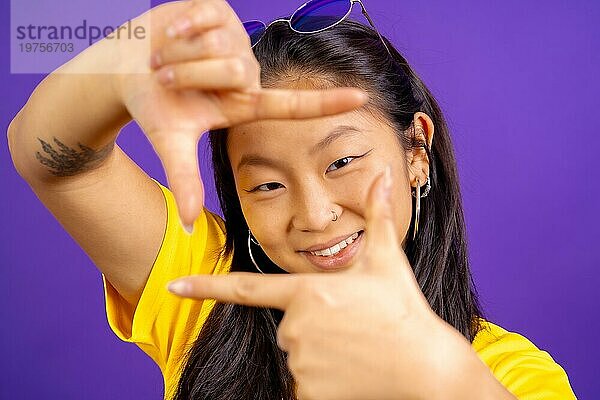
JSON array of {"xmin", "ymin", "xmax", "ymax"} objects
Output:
[{"xmin": 109, "ymin": 0, "xmax": 368, "ymax": 232}]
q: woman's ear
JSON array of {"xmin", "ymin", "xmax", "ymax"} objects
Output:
[{"xmin": 406, "ymin": 112, "xmax": 434, "ymax": 187}]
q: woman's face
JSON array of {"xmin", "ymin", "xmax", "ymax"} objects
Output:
[{"xmin": 227, "ymin": 94, "xmax": 433, "ymax": 274}]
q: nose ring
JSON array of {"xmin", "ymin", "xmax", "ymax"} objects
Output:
[{"xmin": 331, "ymin": 210, "xmax": 338, "ymax": 221}]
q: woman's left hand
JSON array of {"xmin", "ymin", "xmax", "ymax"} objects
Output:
[{"xmin": 167, "ymin": 168, "xmax": 477, "ymax": 400}]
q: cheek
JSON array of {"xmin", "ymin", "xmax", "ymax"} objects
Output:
[
  {"xmin": 242, "ymin": 203, "xmax": 284, "ymax": 241},
  {"xmin": 242, "ymin": 213, "xmax": 294, "ymax": 271},
  {"xmin": 240, "ymin": 200, "xmax": 290, "ymax": 258},
  {"xmin": 355, "ymin": 162, "xmax": 413, "ymax": 242},
  {"xmin": 336, "ymin": 177, "xmax": 366, "ymax": 208}
]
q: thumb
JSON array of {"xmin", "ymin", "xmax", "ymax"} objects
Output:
[{"xmin": 362, "ymin": 165, "xmax": 399, "ymax": 264}]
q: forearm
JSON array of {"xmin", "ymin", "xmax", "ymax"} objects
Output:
[{"xmin": 8, "ymin": 38, "xmax": 131, "ymax": 183}]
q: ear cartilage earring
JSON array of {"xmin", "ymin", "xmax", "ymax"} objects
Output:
[
  {"xmin": 411, "ymin": 175, "xmax": 431, "ymax": 198},
  {"xmin": 247, "ymin": 229, "xmax": 265, "ymax": 274},
  {"xmin": 331, "ymin": 210, "xmax": 338, "ymax": 221}
]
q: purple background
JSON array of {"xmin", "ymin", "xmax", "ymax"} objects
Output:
[{"xmin": 1, "ymin": 0, "xmax": 598, "ymax": 398}]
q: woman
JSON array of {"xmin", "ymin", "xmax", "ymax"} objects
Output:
[{"xmin": 7, "ymin": 0, "xmax": 576, "ymax": 399}]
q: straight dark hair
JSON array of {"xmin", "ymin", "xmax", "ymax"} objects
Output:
[{"xmin": 173, "ymin": 19, "xmax": 486, "ymax": 400}]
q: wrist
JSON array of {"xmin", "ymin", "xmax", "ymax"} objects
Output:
[
  {"xmin": 51, "ymin": 36, "xmax": 133, "ymax": 138},
  {"xmin": 54, "ymin": 15, "xmax": 151, "ymax": 113}
]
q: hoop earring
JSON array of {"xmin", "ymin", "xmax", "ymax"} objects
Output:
[
  {"xmin": 411, "ymin": 176, "xmax": 430, "ymax": 240},
  {"xmin": 413, "ymin": 179, "xmax": 421, "ymax": 240},
  {"xmin": 248, "ymin": 230, "xmax": 265, "ymax": 274},
  {"xmin": 331, "ymin": 210, "xmax": 338, "ymax": 221}
]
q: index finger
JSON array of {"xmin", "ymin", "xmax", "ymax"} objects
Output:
[
  {"xmin": 148, "ymin": 130, "xmax": 204, "ymax": 234},
  {"xmin": 252, "ymin": 87, "xmax": 369, "ymax": 120},
  {"xmin": 166, "ymin": 272, "xmax": 299, "ymax": 310},
  {"xmin": 165, "ymin": 0, "xmax": 232, "ymax": 39}
]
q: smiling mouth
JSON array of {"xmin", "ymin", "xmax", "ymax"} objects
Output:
[
  {"xmin": 306, "ymin": 231, "xmax": 362, "ymax": 256},
  {"xmin": 300, "ymin": 230, "xmax": 365, "ymax": 271}
]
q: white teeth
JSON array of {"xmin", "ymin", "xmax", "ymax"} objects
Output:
[{"xmin": 309, "ymin": 232, "xmax": 360, "ymax": 257}]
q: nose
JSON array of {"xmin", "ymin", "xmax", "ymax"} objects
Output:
[{"xmin": 291, "ymin": 180, "xmax": 337, "ymax": 232}]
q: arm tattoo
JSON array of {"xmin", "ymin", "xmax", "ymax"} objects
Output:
[{"xmin": 35, "ymin": 137, "xmax": 114, "ymax": 177}]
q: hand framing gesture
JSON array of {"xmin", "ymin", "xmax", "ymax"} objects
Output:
[
  {"xmin": 114, "ymin": 0, "xmax": 367, "ymax": 232},
  {"xmin": 167, "ymin": 168, "xmax": 482, "ymax": 400}
]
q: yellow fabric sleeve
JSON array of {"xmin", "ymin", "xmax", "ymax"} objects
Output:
[
  {"xmin": 102, "ymin": 178, "xmax": 231, "ymax": 399},
  {"xmin": 472, "ymin": 318, "xmax": 577, "ymax": 399}
]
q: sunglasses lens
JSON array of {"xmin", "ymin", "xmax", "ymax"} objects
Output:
[
  {"xmin": 290, "ymin": 0, "xmax": 351, "ymax": 33},
  {"xmin": 243, "ymin": 20, "xmax": 267, "ymax": 46}
]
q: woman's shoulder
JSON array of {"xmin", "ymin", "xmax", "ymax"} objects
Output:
[
  {"xmin": 152, "ymin": 177, "xmax": 226, "ymax": 234},
  {"xmin": 472, "ymin": 317, "xmax": 556, "ymax": 361},
  {"xmin": 103, "ymin": 179, "xmax": 232, "ymax": 367},
  {"xmin": 472, "ymin": 317, "xmax": 577, "ymax": 399},
  {"xmin": 472, "ymin": 317, "xmax": 535, "ymax": 352}
]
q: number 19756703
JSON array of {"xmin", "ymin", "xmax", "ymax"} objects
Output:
[{"xmin": 19, "ymin": 42, "xmax": 74, "ymax": 53}]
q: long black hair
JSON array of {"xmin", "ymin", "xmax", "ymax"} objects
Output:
[{"xmin": 173, "ymin": 19, "xmax": 486, "ymax": 400}]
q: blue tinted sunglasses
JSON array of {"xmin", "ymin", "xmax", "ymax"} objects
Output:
[{"xmin": 242, "ymin": 0, "xmax": 391, "ymax": 55}]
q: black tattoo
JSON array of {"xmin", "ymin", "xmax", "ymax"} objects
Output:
[{"xmin": 35, "ymin": 137, "xmax": 114, "ymax": 177}]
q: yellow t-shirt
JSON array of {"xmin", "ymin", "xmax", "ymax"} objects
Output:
[{"xmin": 102, "ymin": 179, "xmax": 577, "ymax": 400}]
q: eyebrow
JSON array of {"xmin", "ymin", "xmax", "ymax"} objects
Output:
[{"xmin": 236, "ymin": 125, "xmax": 364, "ymax": 172}]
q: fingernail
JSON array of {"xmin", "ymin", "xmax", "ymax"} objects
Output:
[
  {"xmin": 384, "ymin": 165, "xmax": 392, "ymax": 191},
  {"xmin": 167, "ymin": 279, "xmax": 190, "ymax": 295},
  {"xmin": 150, "ymin": 52, "xmax": 162, "ymax": 69},
  {"xmin": 183, "ymin": 223, "xmax": 194, "ymax": 235},
  {"xmin": 166, "ymin": 17, "xmax": 192, "ymax": 38},
  {"xmin": 157, "ymin": 67, "xmax": 174, "ymax": 86},
  {"xmin": 166, "ymin": 25, "xmax": 177, "ymax": 38},
  {"xmin": 381, "ymin": 165, "xmax": 392, "ymax": 201},
  {"xmin": 359, "ymin": 90, "xmax": 370, "ymax": 103}
]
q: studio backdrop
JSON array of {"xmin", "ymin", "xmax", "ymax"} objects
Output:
[{"xmin": 1, "ymin": 0, "xmax": 598, "ymax": 398}]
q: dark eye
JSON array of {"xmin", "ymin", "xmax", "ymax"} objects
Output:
[
  {"xmin": 246, "ymin": 182, "xmax": 284, "ymax": 193},
  {"xmin": 326, "ymin": 156, "xmax": 358, "ymax": 173}
]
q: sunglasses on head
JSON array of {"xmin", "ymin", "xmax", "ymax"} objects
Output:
[{"xmin": 242, "ymin": 0, "xmax": 391, "ymax": 55}]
